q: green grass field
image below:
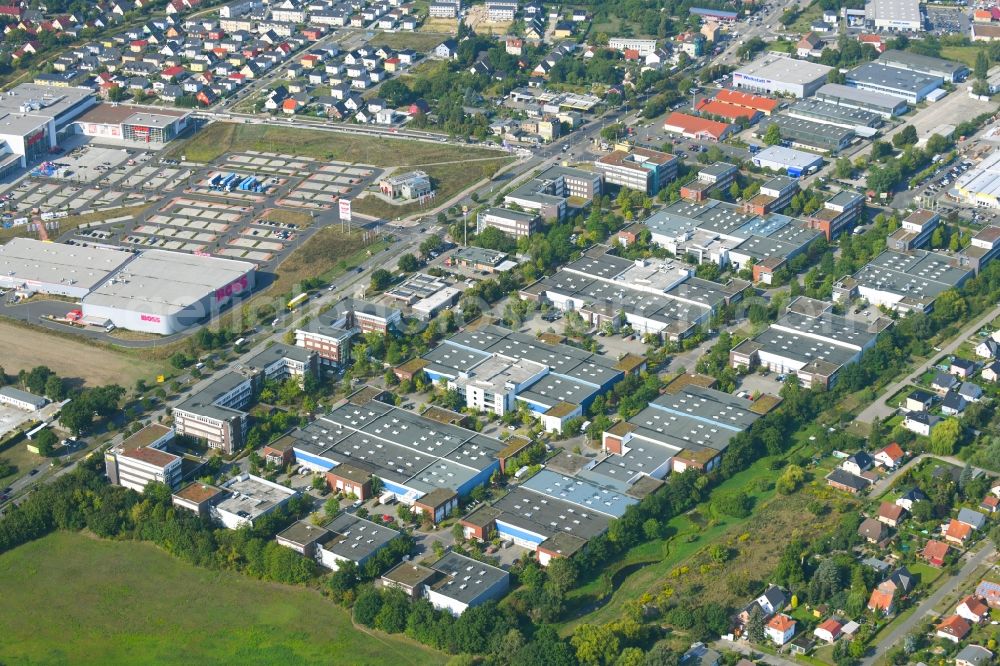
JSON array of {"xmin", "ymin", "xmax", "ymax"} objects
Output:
[
  {"xmin": 0, "ymin": 531, "xmax": 444, "ymax": 665},
  {"xmin": 940, "ymin": 45, "xmax": 983, "ymax": 69}
]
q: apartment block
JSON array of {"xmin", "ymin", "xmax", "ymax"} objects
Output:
[{"xmin": 595, "ymin": 146, "xmax": 678, "ymax": 195}]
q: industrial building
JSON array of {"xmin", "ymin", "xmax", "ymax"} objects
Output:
[
  {"xmin": 804, "ymin": 190, "xmax": 865, "ymax": 239},
  {"xmin": 662, "ymin": 112, "xmax": 735, "ymax": 142},
  {"xmin": 0, "ymin": 237, "xmax": 134, "ymax": 299},
  {"xmin": 846, "ymin": 62, "xmax": 942, "ymax": 104},
  {"xmin": 104, "ymin": 423, "xmax": 182, "ymax": 493},
  {"xmin": 476, "ymin": 207, "xmax": 541, "ymax": 238},
  {"xmin": 733, "ymin": 55, "xmax": 833, "ymax": 98},
  {"xmin": 601, "ymin": 375, "xmax": 767, "ymax": 476},
  {"xmin": 878, "ymin": 50, "xmax": 967, "ymax": 83},
  {"xmin": 787, "ymin": 99, "xmax": 882, "ymax": 131},
  {"xmin": 0, "ymin": 84, "xmax": 95, "ymax": 169},
  {"xmin": 0, "ymin": 386, "xmax": 47, "ymax": 411},
  {"xmin": 419, "ymin": 323, "xmax": 628, "ymax": 432},
  {"xmin": 594, "ymin": 146, "xmax": 678, "ymax": 194},
  {"xmin": 887, "ymin": 209, "xmax": 940, "ymax": 252},
  {"xmin": 953, "ymin": 149, "xmax": 1000, "ymax": 210},
  {"xmin": 384, "ymin": 272, "xmax": 461, "ymax": 319},
  {"xmin": 287, "ymin": 394, "xmax": 503, "ymax": 507},
  {"xmin": 384, "ymin": 551, "xmax": 509, "ymax": 616},
  {"xmin": 211, "ymin": 473, "xmax": 299, "ymax": 529},
  {"xmin": 461, "ymin": 468, "xmax": 637, "ymax": 562},
  {"xmin": 730, "ymin": 296, "xmax": 885, "ymax": 389},
  {"xmin": 71, "ymin": 104, "xmax": 192, "ymax": 145},
  {"xmin": 814, "ymin": 83, "xmax": 910, "ymax": 118},
  {"xmin": 834, "ymin": 250, "xmax": 973, "ymax": 313},
  {"xmin": 80, "ymin": 250, "xmax": 256, "ymax": 335},
  {"xmin": 751, "ymin": 145, "xmax": 825, "ymax": 177},
  {"xmin": 865, "ymin": 0, "xmax": 923, "ymax": 31},
  {"xmin": 502, "ymin": 165, "xmax": 601, "ymax": 221},
  {"xmin": 758, "ymin": 115, "xmax": 855, "ymax": 153},
  {"xmin": 276, "ymin": 514, "xmax": 401, "ymax": 571}
]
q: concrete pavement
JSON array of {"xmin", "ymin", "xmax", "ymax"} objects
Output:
[
  {"xmin": 855, "ymin": 303, "xmax": 1000, "ymax": 424},
  {"xmin": 862, "ymin": 541, "xmax": 997, "ymax": 666}
]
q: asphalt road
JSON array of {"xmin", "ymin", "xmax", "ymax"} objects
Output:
[
  {"xmin": 866, "ymin": 454, "xmax": 993, "ymax": 497},
  {"xmin": 855, "ymin": 302, "xmax": 1000, "ymax": 424},
  {"xmin": 861, "ymin": 541, "xmax": 997, "ymax": 666}
]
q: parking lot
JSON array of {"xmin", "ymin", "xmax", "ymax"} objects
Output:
[
  {"xmin": 925, "ymin": 6, "xmax": 968, "ymax": 34},
  {"xmin": 30, "ymin": 144, "xmax": 133, "ymax": 183},
  {"xmin": 281, "ymin": 163, "xmax": 376, "ymax": 210}
]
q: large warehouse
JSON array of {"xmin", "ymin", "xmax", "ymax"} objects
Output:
[
  {"xmin": 846, "ymin": 62, "xmax": 942, "ymax": 104},
  {"xmin": 865, "ymin": 0, "xmax": 923, "ymax": 31},
  {"xmin": 81, "ymin": 250, "xmax": 256, "ymax": 334},
  {"xmin": 733, "ymin": 55, "xmax": 833, "ymax": 98},
  {"xmin": 751, "ymin": 146, "xmax": 824, "ymax": 177},
  {"xmin": 0, "ymin": 237, "xmax": 133, "ymax": 298},
  {"xmin": 814, "ymin": 83, "xmax": 910, "ymax": 118},
  {"xmin": 0, "ymin": 238, "xmax": 256, "ymax": 334},
  {"xmin": 0, "ymin": 84, "xmax": 96, "ymax": 170},
  {"xmin": 953, "ymin": 149, "xmax": 1000, "ymax": 209},
  {"xmin": 72, "ymin": 104, "xmax": 192, "ymax": 145}
]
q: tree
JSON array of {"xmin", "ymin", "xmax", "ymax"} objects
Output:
[
  {"xmin": 976, "ymin": 47, "xmax": 990, "ymax": 81},
  {"xmin": 776, "ymin": 464, "xmax": 805, "ymax": 494},
  {"xmin": 33, "ymin": 428, "xmax": 58, "ymax": 456},
  {"xmin": 43, "ymin": 374, "xmax": 64, "ymax": 401},
  {"xmin": 571, "ymin": 623, "xmax": 620, "ymax": 665},
  {"xmin": 370, "ymin": 269, "xmax": 393, "ymax": 291},
  {"xmin": 397, "ymin": 254, "xmax": 419, "ymax": 273},
  {"xmin": 763, "ymin": 123, "xmax": 782, "ymax": 146},
  {"xmin": 835, "ymin": 157, "xmax": 853, "ymax": 179},
  {"xmin": 353, "ymin": 586, "xmax": 383, "ymax": 627},
  {"xmin": 746, "ymin": 604, "xmax": 766, "ymax": 643},
  {"xmin": 892, "ymin": 125, "xmax": 918, "ymax": 148},
  {"xmin": 930, "ymin": 418, "xmax": 961, "ymax": 456}
]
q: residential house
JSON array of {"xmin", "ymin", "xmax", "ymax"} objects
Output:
[
  {"xmin": 755, "ymin": 584, "xmax": 790, "ymax": 615},
  {"xmin": 951, "ymin": 358, "xmax": 976, "ymax": 378},
  {"xmin": 867, "ymin": 584, "xmax": 895, "ymax": 614},
  {"xmin": 813, "ymin": 618, "xmax": 843, "ymax": 644},
  {"xmin": 975, "ymin": 580, "xmax": 1000, "ymax": 608},
  {"xmin": 765, "ymin": 614, "xmax": 796, "ymax": 646},
  {"xmin": 895, "ymin": 487, "xmax": 927, "ymax": 511},
  {"xmin": 903, "ymin": 411, "xmax": 939, "ymax": 437},
  {"xmin": 858, "ymin": 517, "xmax": 890, "ymax": 544},
  {"xmin": 842, "ymin": 451, "xmax": 873, "ymax": 476},
  {"xmin": 434, "ymin": 39, "xmax": 457, "ymax": 59},
  {"xmin": 945, "ymin": 519, "xmax": 973, "ymax": 545},
  {"xmin": 975, "ymin": 338, "xmax": 1000, "ymax": 358},
  {"xmin": 932, "ymin": 371, "xmax": 959, "ymax": 394},
  {"xmin": 958, "ymin": 508, "xmax": 987, "ymax": 530},
  {"xmin": 904, "ymin": 389, "xmax": 935, "ymax": 413},
  {"xmin": 981, "ymin": 361, "xmax": 1000, "ymax": 382},
  {"xmin": 942, "ymin": 391, "xmax": 966, "ymax": 415},
  {"xmin": 873, "ymin": 442, "xmax": 905, "ymax": 468},
  {"xmin": 877, "ymin": 502, "xmax": 905, "ymax": 528},
  {"xmin": 935, "ymin": 615, "xmax": 971, "ymax": 643},
  {"xmin": 982, "ymin": 495, "xmax": 999, "ymax": 513},
  {"xmin": 956, "ymin": 595, "xmax": 990, "ymax": 624},
  {"xmin": 959, "ymin": 382, "xmax": 984, "ymax": 402},
  {"xmin": 796, "ymin": 32, "xmax": 824, "ymax": 58},
  {"xmin": 826, "ymin": 468, "xmax": 872, "ymax": 493},
  {"xmin": 955, "ymin": 646, "xmax": 994, "ymax": 666},
  {"xmin": 921, "ymin": 539, "xmax": 950, "ymax": 567}
]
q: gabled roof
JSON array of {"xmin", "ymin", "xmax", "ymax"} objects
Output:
[
  {"xmin": 922, "ymin": 539, "xmax": 949, "ymax": 562},
  {"xmin": 958, "ymin": 595, "xmax": 989, "ymax": 617},
  {"xmin": 936, "ymin": 614, "xmax": 970, "ymax": 638},
  {"xmin": 945, "ymin": 519, "xmax": 972, "ymax": 541},
  {"xmin": 878, "ymin": 442, "xmax": 904, "ymax": 462},
  {"xmin": 867, "ymin": 586, "xmax": 894, "ymax": 611},
  {"xmin": 767, "ymin": 613, "xmax": 796, "ymax": 632},
  {"xmin": 859, "ymin": 517, "xmax": 889, "ymax": 541},
  {"xmin": 878, "ymin": 502, "xmax": 905, "ymax": 522}
]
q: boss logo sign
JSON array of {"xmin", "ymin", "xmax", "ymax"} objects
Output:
[
  {"xmin": 215, "ymin": 275, "xmax": 250, "ymax": 302},
  {"xmin": 141, "ymin": 313, "xmax": 162, "ymax": 323}
]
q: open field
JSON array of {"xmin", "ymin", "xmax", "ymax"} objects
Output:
[
  {"xmin": 268, "ymin": 227, "xmax": 381, "ymax": 295},
  {"xmin": 0, "ymin": 531, "xmax": 444, "ymax": 665},
  {"xmin": 372, "ymin": 31, "xmax": 451, "ymax": 51},
  {"xmin": 354, "ymin": 157, "xmax": 512, "ymax": 218},
  {"xmin": 0, "ymin": 319, "xmax": 160, "ymax": 387},
  {"xmin": 260, "ymin": 208, "xmax": 315, "ymax": 228},
  {"xmin": 940, "ymin": 45, "xmax": 982, "ymax": 68},
  {"xmin": 0, "ymin": 437, "xmax": 42, "ymax": 486},
  {"xmin": 166, "ymin": 122, "xmax": 505, "ymax": 166}
]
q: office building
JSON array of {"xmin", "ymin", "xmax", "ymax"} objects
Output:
[
  {"xmin": 744, "ymin": 175, "xmax": 800, "ymax": 215},
  {"xmin": 814, "ymin": 83, "xmax": 909, "ymax": 118},
  {"xmin": 477, "ymin": 207, "xmax": 542, "ymax": 239},
  {"xmin": 608, "ymin": 37, "xmax": 658, "ymax": 55},
  {"xmin": 887, "ymin": 209, "xmax": 939, "ymax": 252},
  {"xmin": 595, "ymin": 146, "xmax": 678, "ymax": 194},
  {"xmin": 104, "ymin": 423, "xmax": 181, "ymax": 492},
  {"xmin": 681, "ymin": 162, "xmax": 738, "ymax": 202},
  {"xmin": 384, "ymin": 273, "xmax": 461, "ymax": 319},
  {"xmin": 424, "ymin": 551, "xmax": 510, "ymax": 616},
  {"xmin": 0, "ymin": 386, "xmax": 47, "ymax": 411},
  {"xmin": 276, "ymin": 514, "xmax": 401, "ymax": 570},
  {"xmin": 955, "ymin": 225, "xmax": 1000, "ymax": 274},
  {"xmin": 733, "ymin": 55, "xmax": 833, "ymax": 98},
  {"xmin": 211, "ymin": 473, "xmax": 299, "ymax": 529},
  {"xmin": 295, "ymin": 298, "xmax": 401, "ymax": 367},
  {"xmin": 804, "ymin": 190, "xmax": 865, "ymax": 239},
  {"xmin": 172, "ymin": 371, "xmax": 255, "ymax": 454},
  {"xmin": 846, "ymin": 62, "xmax": 942, "ymax": 104},
  {"xmin": 730, "ymin": 296, "xmax": 884, "ymax": 388}
]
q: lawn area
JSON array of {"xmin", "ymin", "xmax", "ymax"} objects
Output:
[
  {"xmin": 372, "ymin": 31, "xmax": 451, "ymax": 51},
  {"xmin": 268, "ymin": 227, "xmax": 385, "ymax": 295},
  {"xmin": 0, "ymin": 437, "xmax": 42, "ymax": 487},
  {"xmin": 940, "ymin": 45, "xmax": 983, "ymax": 69},
  {"xmin": 0, "ymin": 531, "xmax": 443, "ymax": 665},
  {"xmin": 259, "ymin": 208, "xmax": 315, "ymax": 228},
  {"xmin": 165, "ymin": 122, "xmax": 506, "ymax": 167},
  {"xmin": 353, "ymin": 157, "xmax": 513, "ymax": 219},
  {"xmin": 0, "ymin": 318, "xmax": 161, "ymax": 388},
  {"xmin": 787, "ymin": 4, "xmax": 823, "ymax": 33}
]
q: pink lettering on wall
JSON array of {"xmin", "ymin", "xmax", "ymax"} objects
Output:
[
  {"xmin": 141, "ymin": 313, "xmax": 162, "ymax": 323},
  {"xmin": 214, "ymin": 274, "xmax": 250, "ymax": 302}
]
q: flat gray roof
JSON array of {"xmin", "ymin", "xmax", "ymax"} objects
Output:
[
  {"xmin": 762, "ymin": 115, "xmax": 856, "ymax": 142},
  {"xmin": 174, "ymin": 371, "xmax": 251, "ymax": 422},
  {"xmin": 0, "ymin": 84, "xmax": 95, "ymax": 124},
  {"xmin": 854, "ymin": 250, "xmax": 972, "ymax": 300},
  {"xmin": 0, "ymin": 111, "xmax": 51, "ymax": 136},
  {"xmin": 866, "ymin": 0, "xmax": 921, "ymax": 25},
  {"xmin": 847, "ymin": 62, "xmax": 941, "ymax": 94},
  {"xmin": 322, "ymin": 513, "xmax": 400, "ymax": 561},
  {"xmin": 428, "ymin": 551, "xmax": 508, "ymax": 605},
  {"xmin": 879, "ymin": 50, "xmax": 967, "ymax": 77},
  {"xmin": 521, "ymin": 468, "xmax": 637, "ymax": 518},
  {"xmin": 790, "ymin": 99, "xmax": 882, "ymax": 127},
  {"xmin": 736, "ymin": 54, "xmax": 832, "ymax": 86},
  {"xmin": 217, "ymin": 474, "xmax": 297, "ymax": 519},
  {"xmin": 0, "ymin": 386, "xmax": 46, "ymax": 408},
  {"xmin": 0, "ymin": 237, "xmax": 133, "ymax": 292},
  {"xmin": 752, "ymin": 145, "xmax": 825, "ymax": 169},
  {"xmin": 245, "ymin": 342, "xmax": 315, "ymax": 369},
  {"xmin": 489, "ymin": 485, "xmax": 614, "ymax": 541},
  {"xmin": 815, "ymin": 83, "xmax": 910, "ymax": 111},
  {"xmin": 82, "ymin": 250, "xmax": 255, "ymax": 317}
]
